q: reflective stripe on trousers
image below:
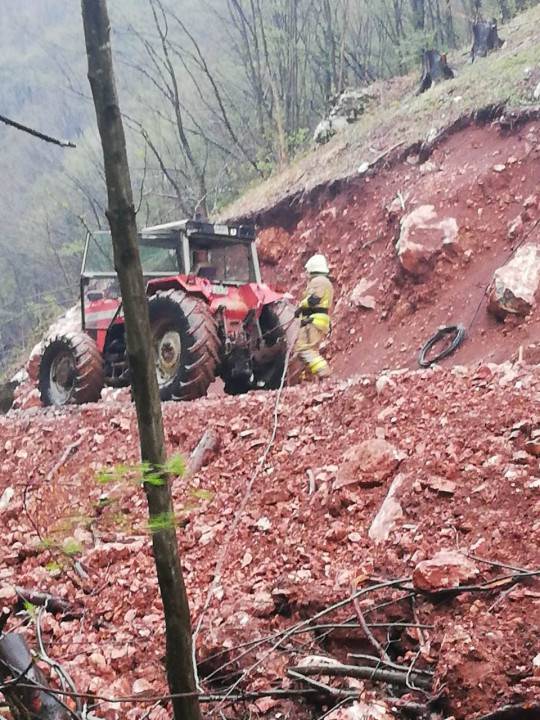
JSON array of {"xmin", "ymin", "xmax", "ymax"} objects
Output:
[{"xmin": 294, "ymin": 324, "xmax": 331, "ymax": 377}]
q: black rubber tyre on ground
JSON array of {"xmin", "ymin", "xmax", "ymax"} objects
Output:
[
  {"xmin": 39, "ymin": 332, "xmax": 104, "ymax": 406},
  {"xmin": 222, "ymin": 300, "xmax": 298, "ymax": 395},
  {"xmin": 148, "ymin": 289, "xmax": 220, "ymax": 401}
]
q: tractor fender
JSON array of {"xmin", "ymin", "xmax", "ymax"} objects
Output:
[{"xmin": 247, "ymin": 283, "xmax": 290, "ymax": 307}]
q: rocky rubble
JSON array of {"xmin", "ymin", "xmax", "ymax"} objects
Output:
[{"xmin": 0, "ymin": 361, "xmax": 539, "ymax": 719}]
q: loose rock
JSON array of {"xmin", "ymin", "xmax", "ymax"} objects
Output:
[
  {"xmin": 396, "ymin": 204, "xmax": 459, "ymax": 276},
  {"xmin": 488, "ymin": 243, "xmax": 540, "ymax": 318},
  {"xmin": 413, "ymin": 550, "xmax": 479, "ymax": 592},
  {"xmin": 335, "ymin": 438, "xmax": 404, "ymax": 489}
]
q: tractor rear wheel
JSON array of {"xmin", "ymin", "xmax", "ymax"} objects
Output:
[
  {"xmin": 148, "ymin": 289, "xmax": 220, "ymax": 401},
  {"xmin": 256, "ymin": 300, "xmax": 298, "ymax": 390},
  {"xmin": 222, "ymin": 300, "xmax": 298, "ymax": 396},
  {"xmin": 39, "ymin": 332, "xmax": 104, "ymax": 406}
]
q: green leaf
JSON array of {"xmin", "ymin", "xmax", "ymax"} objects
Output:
[
  {"xmin": 189, "ymin": 488, "xmax": 214, "ymax": 501},
  {"xmin": 147, "ymin": 511, "xmax": 177, "ymax": 533},
  {"xmin": 143, "ymin": 471, "xmax": 166, "ymax": 487},
  {"xmin": 164, "ymin": 454, "xmax": 186, "ymax": 477},
  {"xmin": 23, "ymin": 600, "xmax": 37, "ymax": 620}
]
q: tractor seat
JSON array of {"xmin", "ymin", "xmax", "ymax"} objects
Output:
[{"xmin": 195, "ymin": 265, "xmax": 217, "ymax": 280}]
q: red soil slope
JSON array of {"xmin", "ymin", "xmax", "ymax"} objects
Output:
[{"xmin": 257, "ymin": 120, "xmax": 540, "ymax": 378}]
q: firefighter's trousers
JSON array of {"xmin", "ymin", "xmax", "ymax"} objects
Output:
[{"xmin": 294, "ymin": 322, "xmax": 331, "ymax": 378}]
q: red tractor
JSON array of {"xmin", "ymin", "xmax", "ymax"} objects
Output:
[{"xmin": 38, "ymin": 220, "xmax": 297, "ymax": 406}]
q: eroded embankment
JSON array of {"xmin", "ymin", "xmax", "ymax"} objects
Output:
[{"xmin": 253, "ymin": 117, "xmax": 540, "ymax": 379}]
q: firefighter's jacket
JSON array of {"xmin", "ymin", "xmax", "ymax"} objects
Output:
[{"xmin": 299, "ymin": 274, "xmax": 334, "ymax": 333}]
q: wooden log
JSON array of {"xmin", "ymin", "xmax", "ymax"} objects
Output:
[
  {"xmin": 0, "ymin": 633, "xmax": 71, "ymax": 719},
  {"xmin": 15, "ymin": 588, "xmax": 74, "ymax": 616},
  {"xmin": 185, "ymin": 429, "xmax": 220, "ymax": 477}
]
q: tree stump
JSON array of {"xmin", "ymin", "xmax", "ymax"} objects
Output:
[
  {"xmin": 417, "ymin": 50, "xmax": 455, "ymax": 94},
  {"xmin": 471, "ymin": 19, "xmax": 504, "ymax": 61}
]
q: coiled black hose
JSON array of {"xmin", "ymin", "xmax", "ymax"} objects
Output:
[{"xmin": 418, "ymin": 324, "xmax": 466, "ymax": 368}]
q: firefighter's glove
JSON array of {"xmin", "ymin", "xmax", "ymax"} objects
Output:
[
  {"xmin": 294, "ymin": 307, "xmax": 303, "ymax": 318},
  {"xmin": 300, "ymin": 316, "xmax": 313, "ymax": 327}
]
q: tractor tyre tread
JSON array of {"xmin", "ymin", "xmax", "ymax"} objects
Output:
[
  {"xmin": 259, "ymin": 299, "xmax": 299, "ymax": 390},
  {"xmin": 149, "ymin": 289, "xmax": 220, "ymax": 402},
  {"xmin": 39, "ymin": 331, "xmax": 104, "ymax": 406}
]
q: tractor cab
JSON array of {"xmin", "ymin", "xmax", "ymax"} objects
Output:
[
  {"xmin": 142, "ymin": 219, "xmax": 261, "ymax": 287},
  {"xmin": 80, "ymin": 219, "xmax": 262, "ymax": 336}
]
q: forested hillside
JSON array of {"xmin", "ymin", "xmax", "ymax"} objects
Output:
[{"xmin": 0, "ymin": 0, "xmax": 535, "ymax": 375}]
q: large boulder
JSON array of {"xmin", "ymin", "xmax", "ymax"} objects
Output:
[
  {"xmin": 413, "ymin": 551, "xmax": 478, "ymax": 592},
  {"xmin": 314, "ymin": 88, "xmax": 374, "ymax": 145},
  {"xmin": 335, "ymin": 438, "xmax": 404, "ymax": 489},
  {"xmin": 488, "ymin": 243, "xmax": 540, "ymax": 319},
  {"xmin": 396, "ymin": 204, "xmax": 459, "ymax": 277}
]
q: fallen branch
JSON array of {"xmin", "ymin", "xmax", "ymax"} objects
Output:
[
  {"xmin": 15, "ymin": 588, "xmax": 74, "ymax": 616},
  {"xmin": 46, "ymin": 438, "xmax": 84, "ymax": 482},
  {"xmin": 287, "ymin": 669, "xmax": 359, "ymax": 698},
  {"xmin": 420, "ymin": 569, "xmax": 540, "ymax": 599},
  {"xmin": 465, "ymin": 554, "xmax": 534, "ymax": 575},
  {"xmin": 217, "ymin": 577, "xmax": 412, "ymax": 698},
  {"xmin": 35, "ymin": 607, "xmax": 82, "ymax": 713},
  {"xmin": 352, "ymin": 595, "xmax": 391, "ymax": 663},
  {"xmin": 203, "ymin": 582, "xmax": 414, "ymax": 686},
  {"xmin": 373, "ymin": 570, "xmax": 540, "ymax": 600},
  {"xmin": 287, "ymin": 662, "xmax": 433, "ymax": 690},
  {"xmin": 0, "ymin": 113, "xmax": 76, "ymax": 148},
  {"xmin": 347, "ymin": 653, "xmax": 434, "ymax": 676},
  {"xmin": 185, "ymin": 429, "xmax": 220, "ymax": 477}
]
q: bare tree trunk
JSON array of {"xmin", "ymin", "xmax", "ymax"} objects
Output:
[
  {"xmin": 410, "ymin": 0, "xmax": 425, "ymax": 29},
  {"xmin": 80, "ymin": 3, "xmax": 201, "ymax": 720}
]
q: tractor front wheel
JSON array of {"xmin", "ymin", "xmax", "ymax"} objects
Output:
[
  {"xmin": 39, "ymin": 332, "xmax": 104, "ymax": 406},
  {"xmin": 148, "ymin": 290, "xmax": 220, "ymax": 401}
]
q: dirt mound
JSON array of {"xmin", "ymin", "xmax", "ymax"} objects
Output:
[{"xmin": 1, "ymin": 361, "xmax": 539, "ymax": 718}]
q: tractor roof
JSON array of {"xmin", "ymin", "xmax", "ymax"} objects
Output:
[{"xmin": 141, "ymin": 219, "xmax": 255, "ymax": 242}]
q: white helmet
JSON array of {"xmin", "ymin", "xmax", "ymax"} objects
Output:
[{"xmin": 305, "ymin": 253, "xmax": 329, "ymax": 275}]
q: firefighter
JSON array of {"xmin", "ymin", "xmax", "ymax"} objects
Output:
[{"xmin": 294, "ymin": 253, "xmax": 334, "ymax": 379}]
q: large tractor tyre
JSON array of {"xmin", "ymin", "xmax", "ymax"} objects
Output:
[
  {"xmin": 222, "ymin": 300, "xmax": 298, "ymax": 397},
  {"xmin": 222, "ymin": 375, "xmax": 251, "ymax": 396},
  {"xmin": 256, "ymin": 300, "xmax": 299, "ymax": 391},
  {"xmin": 39, "ymin": 332, "xmax": 104, "ymax": 406},
  {"xmin": 148, "ymin": 289, "xmax": 220, "ymax": 401}
]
